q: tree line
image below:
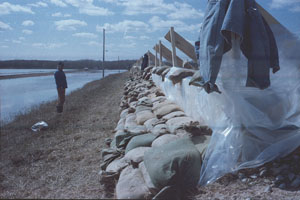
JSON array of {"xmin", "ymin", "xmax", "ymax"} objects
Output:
[{"xmin": 0, "ymin": 59, "xmax": 136, "ymax": 70}]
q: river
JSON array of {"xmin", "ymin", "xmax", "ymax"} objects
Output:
[{"xmin": 0, "ymin": 69, "xmax": 125, "ymax": 124}]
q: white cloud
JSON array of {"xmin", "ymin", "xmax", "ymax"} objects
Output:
[
  {"xmin": 270, "ymin": 0, "xmax": 300, "ymax": 9},
  {"xmin": 19, "ymin": 37, "xmax": 25, "ymax": 40},
  {"xmin": 115, "ymin": 0, "xmax": 204, "ymax": 19},
  {"xmin": 33, "ymin": 42, "xmax": 67, "ymax": 49},
  {"xmin": 12, "ymin": 40, "xmax": 22, "ymax": 44},
  {"xmin": 22, "ymin": 29, "xmax": 33, "ymax": 34},
  {"xmin": 124, "ymin": 35, "xmax": 136, "ymax": 40},
  {"xmin": 52, "ymin": 12, "xmax": 71, "ymax": 17},
  {"xmin": 149, "ymin": 16, "xmax": 201, "ymax": 33},
  {"xmin": 1, "ymin": 45, "xmax": 8, "ymax": 48},
  {"xmin": 0, "ymin": 2, "xmax": 34, "ymax": 15},
  {"xmin": 50, "ymin": 0, "xmax": 67, "ymax": 7},
  {"xmin": 65, "ymin": 0, "xmax": 114, "ymax": 16},
  {"xmin": 22, "ymin": 20, "xmax": 35, "ymax": 26},
  {"xmin": 140, "ymin": 35, "xmax": 150, "ymax": 40},
  {"xmin": 73, "ymin": 32, "xmax": 98, "ymax": 38},
  {"xmin": 29, "ymin": 1, "xmax": 48, "ymax": 7},
  {"xmin": 54, "ymin": 19, "xmax": 87, "ymax": 31},
  {"xmin": 167, "ymin": 2, "xmax": 204, "ymax": 19},
  {"xmin": 290, "ymin": 5, "xmax": 300, "ymax": 12},
  {"xmin": 84, "ymin": 41, "xmax": 101, "ymax": 46},
  {"xmin": 96, "ymin": 20, "xmax": 149, "ymax": 34},
  {"xmin": 0, "ymin": 21, "xmax": 12, "ymax": 31}
]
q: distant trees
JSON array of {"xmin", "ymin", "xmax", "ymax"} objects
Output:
[{"xmin": 0, "ymin": 59, "xmax": 135, "ymax": 70}]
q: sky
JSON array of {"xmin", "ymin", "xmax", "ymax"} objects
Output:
[{"xmin": 0, "ymin": 0, "xmax": 300, "ymax": 61}]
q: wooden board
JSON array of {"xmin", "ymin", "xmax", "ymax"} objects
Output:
[
  {"xmin": 165, "ymin": 30, "xmax": 197, "ymax": 62},
  {"xmin": 153, "ymin": 43, "xmax": 183, "ymax": 67}
]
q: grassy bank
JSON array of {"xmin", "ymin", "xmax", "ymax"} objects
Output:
[{"xmin": 0, "ymin": 72, "xmax": 128, "ymax": 198}]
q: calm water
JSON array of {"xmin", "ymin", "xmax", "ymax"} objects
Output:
[
  {"xmin": 0, "ymin": 69, "xmax": 74, "ymax": 76},
  {"xmin": 0, "ymin": 69, "xmax": 126, "ymax": 124}
]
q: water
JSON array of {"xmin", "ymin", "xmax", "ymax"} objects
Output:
[
  {"xmin": 0, "ymin": 69, "xmax": 74, "ymax": 76},
  {"xmin": 0, "ymin": 70, "xmax": 126, "ymax": 123}
]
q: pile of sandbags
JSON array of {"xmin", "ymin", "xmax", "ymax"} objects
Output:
[{"xmin": 99, "ymin": 66, "xmax": 212, "ymax": 199}]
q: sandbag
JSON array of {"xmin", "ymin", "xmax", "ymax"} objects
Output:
[
  {"xmin": 151, "ymin": 134, "xmax": 180, "ymax": 148},
  {"xmin": 137, "ymin": 97, "xmax": 153, "ymax": 107},
  {"xmin": 116, "ymin": 166, "xmax": 152, "ymax": 199},
  {"xmin": 124, "ymin": 147, "xmax": 151, "ymax": 164},
  {"xmin": 120, "ymin": 108, "xmax": 129, "ymax": 119},
  {"xmin": 191, "ymin": 135, "xmax": 211, "ymax": 157},
  {"xmin": 126, "ymin": 125, "xmax": 147, "ymax": 135},
  {"xmin": 139, "ymin": 161, "xmax": 158, "ymax": 194},
  {"xmin": 100, "ymin": 148, "xmax": 124, "ymax": 170},
  {"xmin": 136, "ymin": 110, "xmax": 155, "ymax": 125},
  {"xmin": 151, "ymin": 124, "xmax": 169, "ymax": 137},
  {"xmin": 152, "ymin": 100, "xmax": 175, "ymax": 111},
  {"xmin": 168, "ymin": 68, "xmax": 195, "ymax": 84},
  {"xmin": 125, "ymin": 133, "xmax": 157, "ymax": 154},
  {"xmin": 161, "ymin": 68, "xmax": 171, "ymax": 82},
  {"xmin": 136, "ymin": 105, "xmax": 152, "ymax": 113},
  {"xmin": 124, "ymin": 113, "xmax": 137, "ymax": 131},
  {"xmin": 166, "ymin": 116, "xmax": 194, "ymax": 134},
  {"xmin": 155, "ymin": 66, "xmax": 170, "ymax": 75},
  {"xmin": 154, "ymin": 103, "xmax": 182, "ymax": 119},
  {"xmin": 162, "ymin": 111, "xmax": 186, "ymax": 121},
  {"xmin": 144, "ymin": 138, "xmax": 202, "ymax": 191},
  {"xmin": 114, "ymin": 118, "xmax": 125, "ymax": 132},
  {"xmin": 151, "ymin": 96, "xmax": 167, "ymax": 104},
  {"xmin": 115, "ymin": 130, "xmax": 134, "ymax": 148},
  {"xmin": 144, "ymin": 118, "xmax": 160, "ymax": 132},
  {"xmin": 106, "ymin": 157, "xmax": 128, "ymax": 173}
]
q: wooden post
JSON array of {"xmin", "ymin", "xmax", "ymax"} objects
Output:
[
  {"xmin": 170, "ymin": 27, "xmax": 177, "ymax": 67},
  {"xmin": 159, "ymin": 40, "xmax": 162, "ymax": 66},
  {"xmin": 147, "ymin": 50, "xmax": 150, "ymax": 67},
  {"xmin": 155, "ymin": 44, "xmax": 158, "ymax": 67},
  {"xmin": 102, "ymin": 28, "xmax": 105, "ymax": 78}
]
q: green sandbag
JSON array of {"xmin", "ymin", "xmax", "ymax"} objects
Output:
[
  {"xmin": 144, "ymin": 138, "xmax": 201, "ymax": 190},
  {"xmin": 125, "ymin": 133, "xmax": 157, "ymax": 154}
]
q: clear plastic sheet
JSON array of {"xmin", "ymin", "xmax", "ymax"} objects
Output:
[{"xmin": 152, "ymin": 23, "xmax": 300, "ymax": 186}]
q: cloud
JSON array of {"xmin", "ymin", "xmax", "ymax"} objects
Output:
[
  {"xmin": 12, "ymin": 40, "xmax": 22, "ymax": 44},
  {"xmin": 22, "ymin": 29, "xmax": 33, "ymax": 34},
  {"xmin": 115, "ymin": 0, "xmax": 204, "ymax": 19},
  {"xmin": 140, "ymin": 35, "xmax": 150, "ymax": 40},
  {"xmin": 96, "ymin": 20, "xmax": 149, "ymax": 34},
  {"xmin": 33, "ymin": 42, "xmax": 67, "ymax": 49},
  {"xmin": 52, "ymin": 12, "xmax": 71, "ymax": 17},
  {"xmin": 65, "ymin": 0, "xmax": 114, "ymax": 16},
  {"xmin": 49, "ymin": 0, "xmax": 67, "ymax": 7},
  {"xmin": 1, "ymin": 45, "xmax": 8, "ymax": 48},
  {"xmin": 270, "ymin": 0, "xmax": 300, "ymax": 9},
  {"xmin": 290, "ymin": 5, "xmax": 300, "ymax": 12},
  {"xmin": 54, "ymin": 19, "xmax": 87, "ymax": 31},
  {"xmin": 124, "ymin": 35, "xmax": 136, "ymax": 40},
  {"xmin": 167, "ymin": 2, "xmax": 204, "ymax": 19},
  {"xmin": 28, "ymin": 1, "xmax": 48, "ymax": 7},
  {"xmin": 84, "ymin": 41, "xmax": 101, "ymax": 46},
  {"xmin": 22, "ymin": 20, "xmax": 35, "ymax": 26},
  {"xmin": 149, "ymin": 16, "xmax": 201, "ymax": 33},
  {"xmin": 72, "ymin": 32, "xmax": 98, "ymax": 38},
  {"xmin": 0, "ymin": 2, "xmax": 34, "ymax": 15},
  {"xmin": 0, "ymin": 21, "xmax": 12, "ymax": 31}
]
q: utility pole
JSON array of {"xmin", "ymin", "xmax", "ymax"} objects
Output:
[{"xmin": 102, "ymin": 28, "xmax": 105, "ymax": 78}]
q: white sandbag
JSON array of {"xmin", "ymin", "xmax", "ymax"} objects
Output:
[
  {"xmin": 114, "ymin": 118, "xmax": 125, "ymax": 132},
  {"xmin": 116, "ymin": 166, "xmax": 152, "ymax": 199},
  {"xmin": 166, "ymin": 116, "xmax": 194, "ymax": 133},
  {"xmin": 136, "ymin": 105, "xmax": 152, "ymax": 113},
  {"xmin": 106, "ymin": 157, "xmax": 128, "ymax": 173},
  {"xmin": 144, "ymin": 118, "xmax": 160, "ymax": 131},
  {"xmin": 124, "ymin": 113, "xmax": 137, "ymax": 131},
  {"xmin": 139, "ymin": 161, "xmax": 158, "ymax": 194},
  {"xmin": 137, "ymin": 97, "xmax": 153, "ymax": 107},
  {"xmin": 152, "ymin": 134, "xmax": 180, "ymax": 148},
  {"xmin": 154, "ymin": 104, "xmax": 182, "ymax": 119},
  {"xmin": 152, "ymin": 124, "xmax": 169, "ymax": 137},
  {"xmin": 120, "ymin": 108, "xmax": 129, "ymax": 119},
  {"xmin": 136, "ymin": 110, "xmax": 155, "ymax": 125},
  {"xmin": 162, "ymin": 111, "xmax": 186, "ymax": 121},
  {"xmin": 152, "ymin": 100, "xmax": 174, "ymax": 111},
  {"xmin": 124, "ymin": 147, "xmax": 151, "ymax": 164}
]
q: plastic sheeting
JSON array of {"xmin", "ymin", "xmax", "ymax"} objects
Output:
[{"xmin": 152, "ymin": 22, "xmax": 300, "ymax": 186}]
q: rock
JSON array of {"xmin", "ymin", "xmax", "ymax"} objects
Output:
[
  {"xmin": 278, "ymin": 183, "xmax": 287, "ymax": 190},
  {"xmin": 288, "ymin": 173, "xmax": 295, "ymax": 182},
  {"xmin": 250, "ymin": 175, "xmax": 258, "ymax": 179},
  {"xmin": 259, "ymin": 169, "xmax": 268, "ymax": 177},
  {"xmin": 264, "ymin": 185, "xmax": 272, "ymax": 193},
  {"xmin": 291, "ymin": 176, "xmax": 300, "ymax": 188}
]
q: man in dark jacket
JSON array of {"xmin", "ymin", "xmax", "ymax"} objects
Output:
[
  {"xmin": 141, "ymin": 53, "xmax": 148, "ymax": 71},
  {"xmin": 54, "ymin": 61, "xmax": 68, "ymax": 113}
]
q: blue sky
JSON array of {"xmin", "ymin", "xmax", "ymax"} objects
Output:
[{"xmin": 0, "ymin": 0, "xmax": 299, "ymax": 61}]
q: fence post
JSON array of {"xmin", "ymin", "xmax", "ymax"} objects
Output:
[
  {"xmin": 159, "ymin": 40, "xmax": 162, "ymax": 66},
  {"xmin": 155, "ymin": 44, "xmax": 158, "ymax": 67},
  {"xmin": 170, "ymin": 27, "xmax": 177, "ymax": 67}
]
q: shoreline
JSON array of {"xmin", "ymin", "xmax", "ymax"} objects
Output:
[{"xmin": 0, "ymin": 70, "xmax": 81, "ymax": 80}]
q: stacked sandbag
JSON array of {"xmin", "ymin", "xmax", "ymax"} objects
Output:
[{"xmin": 99, "ymin": 66, "xmax": 212, "ymax": 199}]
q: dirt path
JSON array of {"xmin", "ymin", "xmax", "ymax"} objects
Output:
[{"xmin": 0, "ymin": 72, "xmax": 128, "ymax": 198}]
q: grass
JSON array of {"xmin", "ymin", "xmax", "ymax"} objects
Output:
[{"xmin": 0, "ymin": 72, "xmax": 128, "ymax": 199}]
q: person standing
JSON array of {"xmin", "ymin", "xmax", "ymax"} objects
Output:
[
  {"xmin": 141, "ymin": 53, "xmax": 148, "ymax": 71},
  {"xmin": 54, "ymin": 61, "xmax": 68, "ymax": 113}
]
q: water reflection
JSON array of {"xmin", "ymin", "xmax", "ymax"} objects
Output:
[{"xmin": 0, "ymin": 70, "xmax": 125, "ymax": 123}]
